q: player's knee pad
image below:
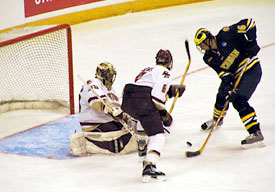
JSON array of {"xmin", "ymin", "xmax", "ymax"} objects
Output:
[
  {"xmin": 145, "ymin": 133, "xmax": 165, "ymax": 164},
  {"xmin": 232, "ymin": 97, "xmax": 250, "ymax": 113},
  {"xmin": 215, "ymin": 93, "xmax": 227, "ymax": 110}
]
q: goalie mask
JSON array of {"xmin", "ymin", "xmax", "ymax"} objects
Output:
[
  {"xmin": 155, "ymin": 49, "xmax": 173, "ymax": 70},
  {"xmin": 194, "ymin": 28, "xmax": 214, "ymax": 53},
  {"xmin": 95, "ymin": 62, "xmax": 117, "ymax": 90}
]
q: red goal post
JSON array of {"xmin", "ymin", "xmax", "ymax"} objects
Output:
[{"xmin": 0, "ymin": 24, "xmax": 74, "ymax": 115}]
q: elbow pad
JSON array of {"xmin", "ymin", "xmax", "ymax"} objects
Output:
[{"xmin": 244, "ymin": 40, "xmax": 260, "ymax": 58}]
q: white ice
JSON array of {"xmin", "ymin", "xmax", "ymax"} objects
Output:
[{"xmin": 0, "ymin": 0, "xmax": 275, "ymax": 191}]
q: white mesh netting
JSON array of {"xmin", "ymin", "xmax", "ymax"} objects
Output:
[{"xmin": 0, "ymin": 25, "xmax": 74, "ymax": 114}]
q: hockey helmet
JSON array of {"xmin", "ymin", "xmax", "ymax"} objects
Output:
[
  {"xmin": 155, "ymin": 49, "xmax": 173, "ymax": 70},
  {"xmin": 194, "ymin": 28, "xmax": 214, "ymax": 53},
  {"xmin": 95, "ymin": 62, "xmax": 117, "ymax": 90}
]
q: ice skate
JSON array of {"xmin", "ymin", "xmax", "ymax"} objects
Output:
[
  {"xmin": 241, "ymin": 130, "xmax": 265, "ymax": 148},
  {"xmin": 201, "ymin": 118, "xmax": 223, "ymax": 130},
  {"xmin": 142, "ymin": 161, "xmax": 166, "ymax": 183}
]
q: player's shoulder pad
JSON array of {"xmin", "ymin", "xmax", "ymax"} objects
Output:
[
  {"xmin": 235, "ymin": 18, "xmax": 255, "ymax": 33},
  {"xmin": 87, "ymin": 78, "xmax": 102, "ymax": 90},
  {"xmin": 156, "ymin": 64, "xmax": 171, "ymax": 74},
  {"xmin": 222, "ymin": 26, "xmax": 230, "ymax": 32}
]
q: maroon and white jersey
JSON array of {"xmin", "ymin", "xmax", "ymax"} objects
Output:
[
  {"xmin": 79, "ymin": 77, "xmax": 120, "ymax": 125},
  {"xmin": 133, "ymin": 65, "xmax": 172, "ymax": 108}
]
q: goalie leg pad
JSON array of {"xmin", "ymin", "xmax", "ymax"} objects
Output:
[
  {"xmin": 119, "ymin": 136, "xmax": 138, "ymax": 154},
  {"xmin": 69, "ymin": 132, "xmax": 87, "ymax": 156},
  {"xmin": 84, "ymin": 129, "xmax": 129, "ymax": 141},
  {"xmin": 86, "ymin": 132, "xmax": 137, "ymax": 154},
  {"xmin": 85, "ymin": 139, "xmax": 117, "ymax": 155},
  {"xmin": 69, "ymin": 130, "xmax": 137, "ymax": 155}
]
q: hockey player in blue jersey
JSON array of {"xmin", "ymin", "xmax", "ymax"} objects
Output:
[{"xmin": 194, "ymin": 18, "xmax": 264, "ymax": 146}]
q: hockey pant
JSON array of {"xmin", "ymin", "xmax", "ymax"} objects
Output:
[
  {"xmin": 121, "ymin": 84, "xmax": 164, "ymax": 136},
  {"xmin": 214, "ymin": 63, "xmax": 262, "ymax": 134}
]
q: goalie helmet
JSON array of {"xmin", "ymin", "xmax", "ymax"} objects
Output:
[
  {"xmin": 95, "ymin": 62, "xmax": 117, "ymax": 90},
  {"xmin": 194, "ymin": 28, "xmax": 214, "ymax": 53},
  {"xmin": 155, "ymin": 49, "xmax": 173, "ymax": 70}
]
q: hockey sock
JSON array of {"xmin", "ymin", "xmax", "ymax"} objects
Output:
[{"xmin": 239, "ymin": 107, "xmax": 260, "ymax": 134}]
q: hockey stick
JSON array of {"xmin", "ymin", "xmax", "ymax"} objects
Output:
[
  {"xmin": 77, "ymin": 74, "xmax": 139, "ymax": 142},
  {"xmin": 186, "ymin": 59, "xmax": 249, "ymax": 158},
  {"xmin": 169, "ymin": 40, "xmax": 191, "ymax": 114}
]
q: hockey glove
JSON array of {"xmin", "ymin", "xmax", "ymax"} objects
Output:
[
  {"xmin": 159, "ymin": 109, "xmax": 173, "ymax": 127},
  {"xmin": 103, "ymin": 100, "xmax": 123, "ymax": 117},
  {"xmin": 225, "ymin": 90, "xmax": 238, "ymax": 103},
  {"xmin": 167, "ymin": 84, "xmax": 186, "ymax": 98},
  {"xmin": 221, "ymin": 73, "xmax": 234, "ymax": 83},
  {"xmin": 219, "ymin": 80, "xmax": 233, "ymax": 98}
]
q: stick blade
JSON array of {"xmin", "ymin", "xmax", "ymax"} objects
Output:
[{"xmin": 186, "ymin": 150, "xmax": 200, "ymax": 158}]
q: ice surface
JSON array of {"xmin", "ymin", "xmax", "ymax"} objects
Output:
[{"xmin": 0, "ymin": 0, "xmax": 275, "ymax": 191}]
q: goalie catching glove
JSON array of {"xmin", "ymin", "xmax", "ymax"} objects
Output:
[
  {"xmin": 103, "ymin": 99, "xmax": 123, "ymax": 117},
  {"xmin": 159, "ymin": 109, "xmax": 173, "ymax": 127},
  {"xmin": 167, "ymin": 84, "xmax": 185, "ymax": 98}
]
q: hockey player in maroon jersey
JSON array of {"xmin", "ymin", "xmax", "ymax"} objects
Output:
[
  {"xmin": 194, "ymin": 18, "xmax": 264, "ymax": 146},
  {"xmin": 69, "ymin": 62, "xmax": 138, "ymax": 156},
  {"xmin": 121, "ymin": 49, "xmax": 185, "ymax": 182}
]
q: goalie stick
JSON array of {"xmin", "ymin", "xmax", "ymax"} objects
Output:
[
  {"xmin": 169, "ymin": 40, "xmax": 191, "ymax": 114},
  {"xmin": 186, "ymin": 59, "xmax": 250, "ymax": 158},
  {"xmin": 77, "ymin": 74, "xmax": 139, "ymax": 142}
]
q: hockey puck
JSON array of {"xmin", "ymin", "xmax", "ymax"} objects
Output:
[{"xmin": 186, "ymin": 141, "xmax": 192, "ymax": 146}]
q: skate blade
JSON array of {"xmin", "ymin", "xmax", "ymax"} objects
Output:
[
  {"xmin": 142, "ymin": 175, "xmax": 167, "ymax": 183},
  {"xmin": 241, "ymin": 141, "xmax": 265, "ymax": 149}
]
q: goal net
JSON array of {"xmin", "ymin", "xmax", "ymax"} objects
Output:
[{"xmin": 0, "ymin": 24, "xmax": 74, "ymax": 115}]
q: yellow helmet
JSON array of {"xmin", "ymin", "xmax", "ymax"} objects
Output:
[
  {"xmin": 194, "ymin": 28, "xmax": 213, "ymax": 46},
  {"xmin": 95, "ymin": 62, "xmax": 117, "ymax": 90}
]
